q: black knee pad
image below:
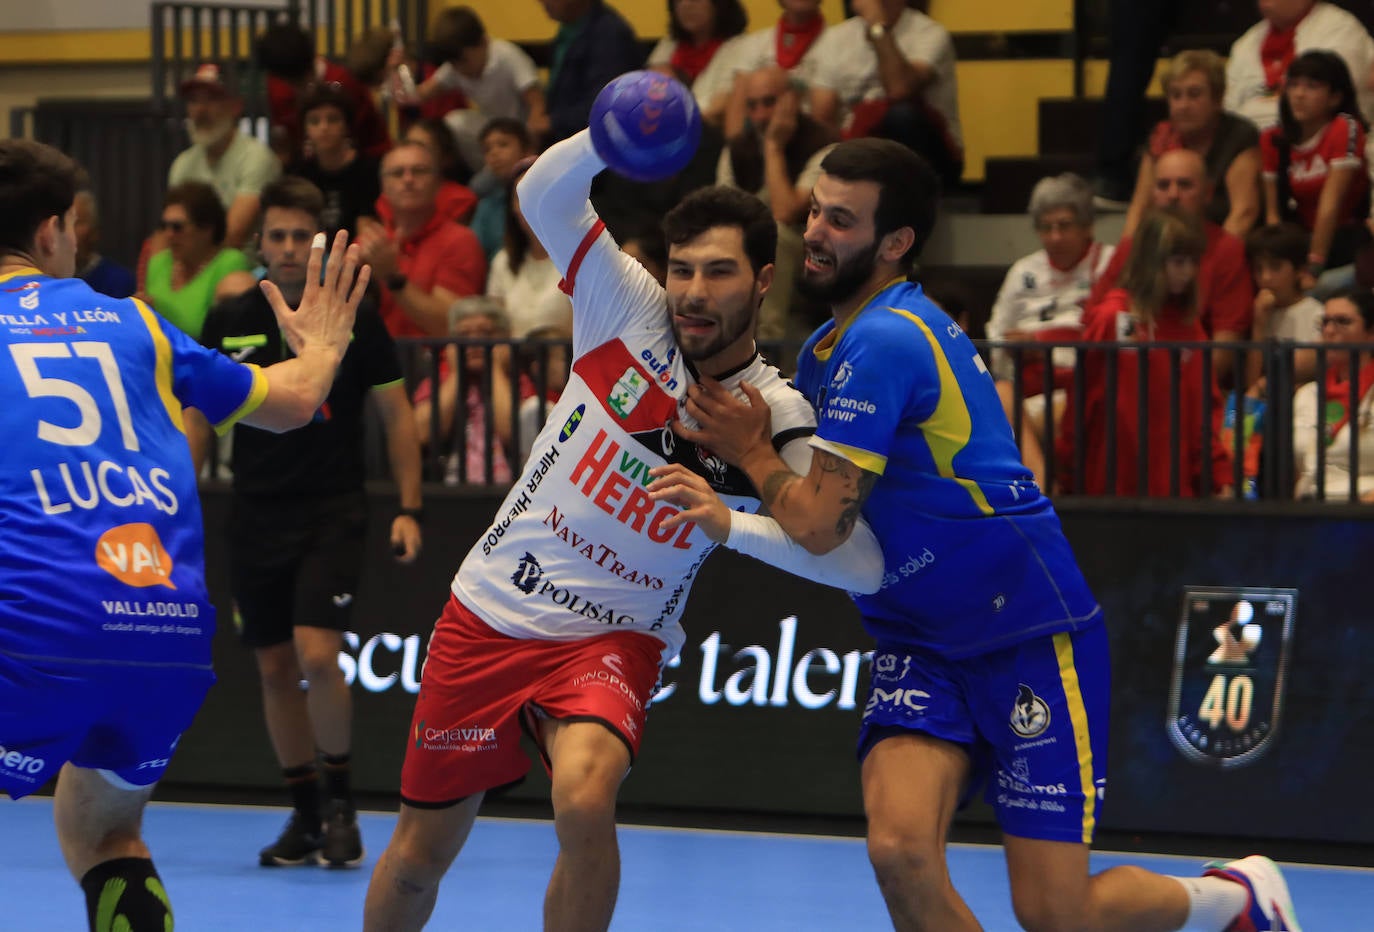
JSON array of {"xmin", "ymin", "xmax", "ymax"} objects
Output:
[{"xmin": 80, "ymin": 857, "xmax": 173, "ymax": 932}]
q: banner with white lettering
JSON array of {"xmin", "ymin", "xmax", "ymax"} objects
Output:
[{"xmin": 163, "ymin": 493, "xmax": 1374, "ymax": 845}]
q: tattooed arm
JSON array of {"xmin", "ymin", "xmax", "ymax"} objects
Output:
[{"xmin": 672, "ymin": 378, "xmax": 881, "ymax": 555}]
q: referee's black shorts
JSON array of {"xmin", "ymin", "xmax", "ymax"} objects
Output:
[{"xmin": 228, "ymin": 489, "xmax": 369, "ymax": 649}]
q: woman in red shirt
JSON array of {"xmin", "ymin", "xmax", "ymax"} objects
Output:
[
  {"xmin": 1260, "ymin": 49, "xmax": 1370, "ymax": 277},
  {"xmin": 1058, "ymin": 209, "xmax": 1234, "ymax": 497}
]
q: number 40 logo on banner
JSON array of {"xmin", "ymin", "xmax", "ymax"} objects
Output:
[{"xmin": 1166, "ymin": 587, "xmax": 1297, "ymax": 769}]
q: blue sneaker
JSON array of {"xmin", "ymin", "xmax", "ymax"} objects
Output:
[{"xmin": 1203, "ymin": 855, "xmax": 1303, "ymax": 932}]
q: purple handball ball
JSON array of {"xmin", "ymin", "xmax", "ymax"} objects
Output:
[{"xmin": 588, "ymin": 70, "xmax": 702, "ymax": 182}]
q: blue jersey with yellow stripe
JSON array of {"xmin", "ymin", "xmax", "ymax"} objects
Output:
[
  {"xmin": 794, "ymin": 280, "xmax": 1101, "ymax": 657},
  {"xmin": 0, "ymin": 269, "xmax": 267, "ymax": 667}
]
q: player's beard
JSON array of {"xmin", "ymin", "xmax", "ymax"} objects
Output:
[
  {"xmin": 671, "ymin": 291, "xmax": 758, "ymax": 362},
  {"xmin": 795, "ymin": 238, "xmax": 881, "ymax": 306}
]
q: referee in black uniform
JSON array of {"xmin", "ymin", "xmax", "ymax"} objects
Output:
[{"xmin": 190, "ymin": 176, "xmax": 424, "ymax": 869}]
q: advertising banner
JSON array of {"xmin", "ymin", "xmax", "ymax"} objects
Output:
[{"xmin": 166, "ymin": 492, "xmax": 1374, "ymax": 844}]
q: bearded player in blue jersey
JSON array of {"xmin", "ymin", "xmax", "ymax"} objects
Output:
[
  {"xmin": 653, "ymin": 138, "xmax": 1302, "ymax": 932},
  {"xmin": 0, "ymin": 139, "xmax": 369, "ymax": 932}
]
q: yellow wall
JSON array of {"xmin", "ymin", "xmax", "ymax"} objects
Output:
[{"xmin": 0, "ymin": 0, "xmax": 1116, "ymax": 179}]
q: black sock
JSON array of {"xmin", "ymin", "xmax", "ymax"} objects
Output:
[
  {"xmin": 320, "ymin": 751, "xmax": 353, "ymax": 810},
  {"xmin": 81, "ymin": 857, "xmax": 173, "ymax": 932},
  {"xmin": 283, "ymin": 762, "xmax": 320, "ymax": 829}
]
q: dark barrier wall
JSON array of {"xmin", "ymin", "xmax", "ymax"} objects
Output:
[{"xmin": 166, "ymin": 489, "xmax": 1374, "ymax": 845}]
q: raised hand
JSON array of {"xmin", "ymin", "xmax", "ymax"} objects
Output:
[{"xmin": 261, "ymin": 230, "xmax": 371, "ymax": 362}]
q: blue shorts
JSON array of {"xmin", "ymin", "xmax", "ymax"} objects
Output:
[
  {"xmin": 0, "ymin": 652, "xmax": 213, "ymax": 799},
  {"xmin": 858, "ymin": 622, "xmax": 1110, "ymax": 844}
]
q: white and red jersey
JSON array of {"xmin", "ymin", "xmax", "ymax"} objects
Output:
[
  {"xmin": 1261, "ymin": 115, "xmax": 1368, "ymax": 230},
  {"xmin": 452, "ymin": 133, "xmax": 817, "ymax": 662}
]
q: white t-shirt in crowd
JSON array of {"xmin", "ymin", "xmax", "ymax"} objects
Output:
[
  {"xmin": 1267, "ymin": 296, "xmax": 1324, "ymax": 342},
  {"xmin": 433, "ymin": 38, "xmax": 540, "ymax": 120},
  {"xmin": 1225, "ymin": 2, "xmax": 1374, "ymax": 130},
  {"xmin": 486, "ymin": 250, "xmax": 573, "ymax": 339},
  {"xmin": 720, "ymin": 23, "xmax": 826, "ymax": 87},
  {"xmin": 647, "ymin": 35, "xmax": 750, "ymax": 109},
  {"xmin": 807, "ymin": 9, "xmax": 963, "ymax": 155},
  {"xmin": 1292, "ymin": 375, "xmax": 1374, "ymax": 500},
  {"xmin": 986, "ymin": 242, "xmax": 1115, "ymax": 379}
]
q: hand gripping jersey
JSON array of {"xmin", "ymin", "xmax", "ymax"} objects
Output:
[
  {"xmin": 453, "ymin": 134, "xmax": 817, "ymax": 662},
  {"xmin": 0, "ymin": 269, "xmax": 266, "ymax": 667},
  {"xmin": 794, "ymin": 280, "xmax": 1101, "ymax": 659}
]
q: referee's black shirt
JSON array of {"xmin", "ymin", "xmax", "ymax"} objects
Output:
[{"xmin": 201, "ymin": 288, "xmax": 404, "ymax": 497}]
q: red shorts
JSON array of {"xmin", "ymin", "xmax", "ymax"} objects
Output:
[{"xmin": 400, "ymin": 596, "xmax": 664, "ymax": 807}]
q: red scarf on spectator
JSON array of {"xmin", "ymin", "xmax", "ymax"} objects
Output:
[
  {"xmin": 1322, "ymin": 357, "xmax": 1374, "ymax": 444},
  {"xmin": 776, "ymin": 14, "xmax": 824, "ymax": 70},
  {"xmin": 1260, "ymin": 6, "xmax": 1314, "ymax": 92},
  {"xmin": 671, "ymin": 38, "xmax": 724, "ymax": 83}
]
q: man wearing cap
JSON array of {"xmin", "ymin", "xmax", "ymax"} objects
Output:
[{"xmin": 168, "ymin": 63, "xmax": 282, "ymax": 252}]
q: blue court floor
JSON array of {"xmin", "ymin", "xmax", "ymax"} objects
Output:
[{"xmin": 2, "ymin": 797, "xmax": 1368, "ymax": 930}]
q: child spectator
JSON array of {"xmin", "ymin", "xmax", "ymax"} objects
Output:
[
  {"xmin": 1245, "ymin": 223, "xmax": 1324, "ymax": 389},
  {"xmin": 1261, "ymin": 50, "xmax": 1370, "ymax": 280},
  {"xmin": 288, "ymin": 85, "xmax": 381, "ymax": 237},
  {"xmin": 470, "ymin": 118, "xmax": 535, "ymax": 261},
  {"xmin": 255, "ymin": 22, "xmax": 390, "ymax": 163},
  {"xmin": 1057, "ymin": 209, "xmax": 1233, "ymax": 497},
  {"xmin": 404, "ymin": 117, "xmax": 473, "ymax": 185},
  {"xmin": 346, "ymin": 26, "xmax": 468, "ymax": 132},
  {"xmin": 647, "ymin": 0, "xmax": 751, "ymax": 124},
  {"xmin": 410, "ymin": 7, "xmax": 547, "ymax": 175}
]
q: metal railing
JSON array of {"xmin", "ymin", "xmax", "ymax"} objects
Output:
[{"xmin": 334, "ymin": 336, "xmax": 1374, "ymax": 504}]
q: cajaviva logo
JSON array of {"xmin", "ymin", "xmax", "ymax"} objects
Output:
[{"xmin": 95, "ymin": 523, "xmax": 176, "ymax": 589}]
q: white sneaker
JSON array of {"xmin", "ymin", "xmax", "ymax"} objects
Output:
[{"xmin": 1203, "ymin": 855, "xmax": 1303, "ymax": 932}]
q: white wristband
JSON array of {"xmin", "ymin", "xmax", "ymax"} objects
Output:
[{"xmin": 726, "ymin": 510, "xmax": 885, "ymax": 594}]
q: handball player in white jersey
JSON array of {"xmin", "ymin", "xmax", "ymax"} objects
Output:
[{"xmin": 363, "ymin": 128, "xmax": 885, "ymax": 929}]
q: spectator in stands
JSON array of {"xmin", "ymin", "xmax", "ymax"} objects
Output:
[
  {"xmin": 168, "ymin": 63, "xmax": 281, "ymax": 252},
  {"xmin": 255, "ymin": 21, "xmax": 391, "ymax": 163},
  {"xmin": 988, "ymin": 174, "xmax": 1114, "ymax": 486},
  {"xmin": 720, "ymin": 0, "xmax": 827, "ymax": 139},
  {"xmin": 412, "ymin": 296, "xmax": 515, "ymax": 485},
  {"xmin": 470, "ymin": 118, "xmax": 536, "ymax": 260},
  {"xmin": 1225, "ymin": 0, "xmax": 1374, "ymax": 130},
  {"xmin": 1261, "ymin": 50, "xmax": 1370, "ymax": 285},
  {"xmin": 718, "ymin": 65, "xmax": 834, "ymax": 340},
  {"xmin": 404, "ymin": 117, "xmax": 474, "ymax": 186},
  {"xmin": 407, "ymin": 7, "xmax": 548, "ymax": 175},
  {"xmin": 347, "ymin": 25, "xmax": 469, "ymax": 133},
  {"xmin": 806, "ymin": 0, "xmax": 963, "ymax": 186},
  {"xmin": 1060, "ymin": 209, "xmax": 1233, "ymax": 497},
  {"xmin": 1293, "ymin": 288, "xmax": 1374, "ymax": 499},
  {"xmin": 647, "ymin": 0, "xmax": 750, "ymax": 124},
  {"xmin": 506, "ymin": 323, "xmax": 574, "ymax": 463},
  {"xmin": 142, "ymin": 181, "xmax": 254, "ymax": 340},
  {"xmin": 1123, "ymin": 50, "xmax": 1262, "ymax": 239},
  {"xmin": 73, "ymin": 190, "xmax": 135, "ymax": 299},
  {"xmin": 289, "ymin": 85, "xmax": 382, "ymax": 238},
  {"xmin": 1090, "ymin": 148, "xmax": 1255, "ymax": 385},
  {"xmin": 1246, "ymin": 223, "xmax": 1324, "ymax": 389},
  {"xmin": 538, "ymin": 0, "xmax": 643, "ymax": 145},
  {"xmin": 357, "ymin": 141, "xmax": 485, "ymax": 339},
  {"xmin": 487, "ymin": 161, "xmax": 573, "ymax": 338}
]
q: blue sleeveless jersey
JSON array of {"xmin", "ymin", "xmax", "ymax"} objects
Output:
[
  {"xmin": 0, "ymin": 269, "xmax": 267, "ymax": 667},
  {"xmin": 794, "ymin": 281, "xmax": 1101, "ymax": 658}
]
